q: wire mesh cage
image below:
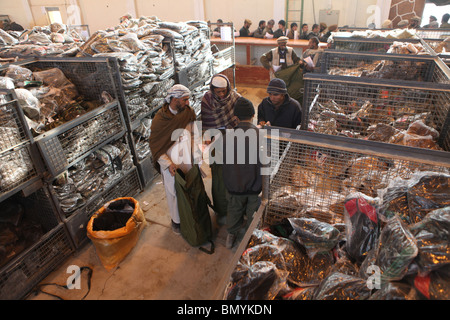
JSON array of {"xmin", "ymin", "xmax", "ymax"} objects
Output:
[
  {"xmin": 262, "ymin": 128, "xmax": 450, "ymax": 227},
  {"xmin": 329, "ymin": 36, "xmax": 431, "ymax": 54},
  {"xmin": 177, "ymin": 58, "xmax": 214, "ymax": 90},
  {"xmin": 319, "ymin": 50, "xmax": 450, "ymax": 84},
  {"xmin": 0, "ymin": 90, "xmax": 33, "ymax": 151},
  {"xmin": 422, "ymin": 38, "xmax": 450, "ymax": 67},
  {"xmin": 0, "ymin": 143, "xmax": 40, "ymax": 201},
  {"xmin": 34, "ymin": 101, "xmax": 126, "ymax": 178},
  {"xmin": 0, "ymin": 187, "xmax": 73, "ymax": 300},
  {"xmin": 302, "ymin": 73, "xmax": 450, "ymax": 152},
  {"xmin": 415, "ymin": 28, "xmax": 450, "ymax": 40},
  {"xmin": 48, "ymin": 132, "xmax": 140, "ymax": 221}
]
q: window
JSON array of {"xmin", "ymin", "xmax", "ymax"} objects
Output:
[{"xmin": 46, "ymin": 7, "xmax": 63, "ymax": 24}]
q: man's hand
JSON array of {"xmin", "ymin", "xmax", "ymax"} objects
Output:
[{"xmin": 168, "ymin": 163, "xmax": 177, "ymax": 176}]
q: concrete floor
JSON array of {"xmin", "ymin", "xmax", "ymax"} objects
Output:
[{"xmin": 29, "ymin": 85, "xmax": 268, "ymax": 300}]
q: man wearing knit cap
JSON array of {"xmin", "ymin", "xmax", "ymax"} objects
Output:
[
  {"xmin": 260, "ymin": 36, "xmax": 304, "ymax": 79},
  {"xmin": 257, "ymin": 78, "xmax": 302, "ymax": 129},
  {"xmin": 221, "ymin": 96, "xmax": 263, "ymax": 248},
  {"xmin": 149, "ymin": 84, "xmax": 197, "ymax": 234}
]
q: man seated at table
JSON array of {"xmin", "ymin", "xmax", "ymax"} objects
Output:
[{"xmin": 239, "ymin": 19, "xmax": 253, "ymax": 37}]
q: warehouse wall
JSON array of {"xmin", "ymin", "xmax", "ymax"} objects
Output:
[
  {"xmin": 203, "ymin": 0, "xmax": 275, "ymax": 30},
  {"xmin": 1, "ymin": 0, "xmax": 394, "ymax": 33},
  {"xmin": 301, "ymin": 0, "xmax": 390, "ymax": 28}
]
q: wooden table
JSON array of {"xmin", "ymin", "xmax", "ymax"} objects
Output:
[{"xmin": 211, "ymin": 37, "xmax": 327, "ymax": 86}]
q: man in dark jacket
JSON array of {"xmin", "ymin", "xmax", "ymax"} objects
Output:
[
  {"xmin": 221, "ymin": 97, "xmax": 263, "ymax": 248},
  {"xmin": 239, "ymin": 19, "xmax": 253, "ymax": 37},
  {"xmin": 257, "ymin": 78, "xmax": 302, "ymax": 129}
]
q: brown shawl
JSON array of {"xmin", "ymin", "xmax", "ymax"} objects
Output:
[{"xmin": 149, "ymin": 104, "xmax": 196, "ymax": 172}]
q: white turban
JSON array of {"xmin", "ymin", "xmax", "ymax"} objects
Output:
[{"xmin": 165, "ymin": 84, "xmax": 191, "ymax": 103}]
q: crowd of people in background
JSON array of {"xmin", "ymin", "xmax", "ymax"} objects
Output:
[
  {"xmin": 211, "ymin": 12, "xmax": 450, "ymax": 42},
  {"xmin": 212, "ymin": 18, "xmax": 338, "ymax": 43}
]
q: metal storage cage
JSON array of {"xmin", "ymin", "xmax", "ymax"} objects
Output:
[
  {"xmin": 319, "ymin": 50, "xmax": 450, "ymax": 84},
  {"xmin": 262, "ymin": 128, "xmax": 450, "ymax": 226},
  {"xmin": 329, "ymin": 36, "xmax": 432, "ymax": 54},
  {"xmin": 0, "ymin": 90, "xmax": 44, "ymax": 202},
  {"xmin": 0, "ymin": 187, "xmax": 74, "ymax": 300},
  {"xmin": 302, "ymin": 73, "xmax": 450, "ymax": 152},
  {"xmin": 47, "ymin": 132, "xmax": 140, "ymax": 218},
  {"xmin": 415, "ymin": 28, "xmax": 450, "ymax": 40},
  {"xmin": 421, "ymin": 38, "xmax": 450, "ymax": 67},
  {"xmin": 209, "ymin": 22, "xmax": 236, "ymax": 88},
  {"xmin": 215, "ymin": 128, "xmax": 450, "ymax": 300},
  {"xmin": 0, "ymin": 57, "xmax": 120, "ymax": 106},
  {"xmin": 130, "ymin": 116, "xmax": 157, "ymax": 189},
  {"xmin": 34, "ymin": 100, "xmax": 126, "ymax": 178}
]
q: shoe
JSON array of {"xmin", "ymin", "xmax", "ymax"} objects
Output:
[
  {"xmin": 226, "ymin": 233, "xmax": 236, "ymax": 249},
  {"xmin": 171, "ymin": 220, "xmax": 181, "ymax": 235}
]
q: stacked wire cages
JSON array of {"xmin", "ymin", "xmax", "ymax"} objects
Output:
[
  {"xmin": 319, "ymin": 50, "xmax": 450, "ymax": 84},
  {"xmin": 0, "ymin": 184, "xmax": 73, "ymax": 300}
]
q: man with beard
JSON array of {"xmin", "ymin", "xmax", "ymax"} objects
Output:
[
  {"xmin": 260, "ymin": 36, "xmax": 303, "ymax": 79},
  {"xmin": 201, "ymin": 74, "xmax": 241, "ymax": 224},
  {"xmin": 257, "ymin": 78, "xmax": 302, "ymax": 129},
  {"xmin": 149, "ymin": 84, "xmax": 197, "ymax": 234}
]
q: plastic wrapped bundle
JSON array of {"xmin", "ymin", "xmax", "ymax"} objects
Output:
[
  {"xmin": 287, "ymin": 217, "xmax": 340, "ymax": 259},
  {"xmin": 369, "ymin": 282, "xmax": 414, "ymax": 300},
  {"xmin": 244, "ymin": 231, "xmax": 334, "ymax": 287},
  {"xmin": 413, "ymin": 265, "xmax": 450, "ymax": 300},
  {"xmin": 375, "ymin": 216, "xmax": 418, "ymax": 282},
  {"xmin": 407, "ymin": 173, "xmax": 450, "ymax": 224},
  {"xmin": 226, "ymin": 261, "xmax": 288, "ymax": 300},
  {"xmin": 313, "ymin": 272, "xmax": 372, "ymax": 300},
  {"xmin": 409, "ymin": 206, "xmax": 450, "ymax": 274},
  {"xmin": 344, "ymin": 192, "xmax": 380, "ymax": 264}
]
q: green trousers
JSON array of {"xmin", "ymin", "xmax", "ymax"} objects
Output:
[
  {"xmin": 210, "ymin": 163, "xmax": 228, "ymax": 217},
  {"xmin": 226, "ymin": 192, "xmax": 261, "ymax": 235}
]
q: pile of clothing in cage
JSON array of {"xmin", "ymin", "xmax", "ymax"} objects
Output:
[
  {"xmin": 0, "ymin": 64, "xmax": 109, "ymax": 135},
  {"xmin": 0, "ymin": 22, "xmax": 83, "ymax": 60},
  {"xmin": 51, "ymin": 137, "xmax": 134, "ymax": 215}
]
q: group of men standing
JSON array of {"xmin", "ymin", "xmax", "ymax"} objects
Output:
[{"xmin": 149, "ymin": 71, "xmax": 302, "ymax": 249}]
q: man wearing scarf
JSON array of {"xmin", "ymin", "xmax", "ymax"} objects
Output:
[
  {"xmin": 149, "ymin": 84, "xmax": 197, "ymax": 234},
  {"xmin": 201, "ymin": 74, "xmax": 241, "ymax": 223}
]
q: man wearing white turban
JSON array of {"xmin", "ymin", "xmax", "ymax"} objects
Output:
[{"xmin": 149, "ymin": 84, "xmax": 199, "ymax": 234}]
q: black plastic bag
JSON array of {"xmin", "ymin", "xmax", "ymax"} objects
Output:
[
  {"xmin": 226, "ymin": 261, "xmax": 288, "ymax": 300},
  {"xmin": 407, "ymin": 174, "xmax": 450, "ymax": 224}
]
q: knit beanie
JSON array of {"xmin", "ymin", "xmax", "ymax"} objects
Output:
[
  {"xmin": 267, "ymin": 78, "xmax": 287, "ymax": 94},
  {"xmin": 234, "ymin": 97, "xmax": 254, "ymax": 120}
]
